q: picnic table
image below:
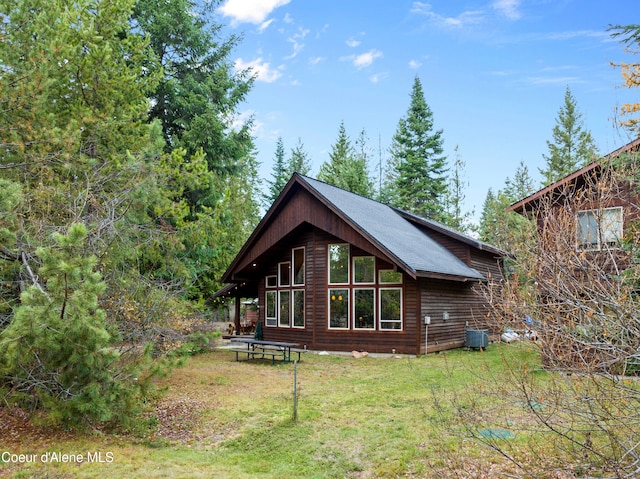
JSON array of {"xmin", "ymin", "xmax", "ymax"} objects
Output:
[{"xmin": 230, "ymin": 338, "xmax": 302, "ymax": 364}]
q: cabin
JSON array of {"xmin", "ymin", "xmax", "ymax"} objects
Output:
[
  {"xmin": 216, "ymin": 174, "xmax": 507, "ymax": 355},
  {"xmin": 507, "ymin": 138, "xmax": 640, "ymax": 371},
  {"xmin": 508, "ymin": 138, "xmax": 640, "ymax": 268}
]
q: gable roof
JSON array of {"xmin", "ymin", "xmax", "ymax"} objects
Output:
[
  {"xmin": 508, "ymin": 137, "xmax": 640, "ymax": 215},
  {"xmin": 223, "ymin": 174, "xmax": 505, "ymax": 284}
]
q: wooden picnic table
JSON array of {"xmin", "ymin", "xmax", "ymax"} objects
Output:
[{"xmin": 230, "ymin": 338, "xmax": 302, "ymax": 364}]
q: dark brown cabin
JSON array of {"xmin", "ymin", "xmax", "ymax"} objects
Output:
[{"xmin": 216, "ymin": 174, "xmax": 506, "ymax": 355}]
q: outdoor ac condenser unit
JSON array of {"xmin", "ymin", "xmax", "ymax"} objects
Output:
[{"xmin": 466, "ymin": 329, "xmax": 489, "ymax": 349}]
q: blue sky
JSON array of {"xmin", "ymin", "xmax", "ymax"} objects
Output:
[{"xmin": 216, "ymin": 0, "xmax": 638, "ymax": 222}]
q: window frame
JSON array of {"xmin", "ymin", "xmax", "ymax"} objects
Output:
[
  {"xmin": 328, "ymin": 243, "xmax": 350, "ymax": 285},
  {"xmin": 292, "ymin": 289, "xmax": 305, "ymax": 328},
  {"xmin": 278, "ymin": 290, "xmax": 291, "ymax": 327},
  {"xmin": 353, "ymin": 287, "xmax": 376, "ymax": 330},
  {"xmin": 328, "ymin": 288, "xmax": 350, "ymax": 330},
  {"xmin": 265, "ymin": 275, "xmax": 277, "ymax": 288},
  {"xmin": 379, "ymin": 269, "xmax": 403, "ymax": 284},
  {"xmin": 292, "ymin": 247, "xmax": 305, "ymax": 286},
  {"xmin": 278, "ymin": 262, "xmax": 291, "ymax": 287},
  {"xmin": 353, "ymin": 256, "xmax": 376, "ymax": 284},
  {"xmin": 576, "ymin": 206, "xmax": 623, "ymax": 250},
  {"xmin": 379, "ymin": 287, "xmax": 403, "ymax": 331},
  {"xmin": 265, "ymin": 290, "xmax": 277, "ymax": 327}
]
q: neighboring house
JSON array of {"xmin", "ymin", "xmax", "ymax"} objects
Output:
[
  {"xmin": 507, "ymin": 138, "xmax": 640, "ymax": 371},
  {"xmin": 215, "ymin": 174, "xmax": 506, "ymax": 355},
  {"xmin": 508, "ymin": 138, "xmax": 640, "ymax": 260}
]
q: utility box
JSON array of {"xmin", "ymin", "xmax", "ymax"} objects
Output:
[{"xmin": 466, "ymin": 329, "xmax": 488, "ymax": 349}]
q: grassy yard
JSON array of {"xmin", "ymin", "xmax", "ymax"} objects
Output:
[{"xmin": 0, "ymin": 343, "xmax": 542, "ymax": 478}]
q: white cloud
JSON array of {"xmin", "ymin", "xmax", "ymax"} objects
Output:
[
  {"xmin": 285, "ymin": 27, "xmax": 310, "ymax": 60},
  {"xmin": 492, "ymin": 0, "xmax": 521, "ymax": 20},
  {"xmin": 348, "ymin": 49, "xmax": 383, "ymax": 69},
  {"xmin": 370, "ymin": 72, "xmax": 388, "ymax": 83},
  {"xmin": 409, "ymin": 59, "xmax": 422, "ymax": 69},
  {"xmin": 283, "ymin": 13, "xmax": 293, "ymax": 24},
  {"xmin": 410, "ymin": 2, "xmax": 485, "ymax": 28},
  {"xmin": 258, "ymin": 19, "xmax": 275, "ymax": 33},
  {"xmin": 346, "ymin": 38, "xmax": 361, "ymax": 48},
  {"xmin": 234, "ymin": 58, "xmax": 283, "ymax": 83},
  {"xmin": 309, "ymin": 56, "xmax": 326, "ymax": 66},
  {"xmin": 219, "ymin": 0, "xmax": 291, "ymax": 25}
]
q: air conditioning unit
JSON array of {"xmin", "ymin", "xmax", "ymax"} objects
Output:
[{"xmin": 466, "ymin": 329, "xmax": 489, "ymax": 350}]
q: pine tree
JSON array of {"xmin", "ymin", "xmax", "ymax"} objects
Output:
[
  {"xmin": 539, "ymin": 86, "xmax": 598, "ymax": 186},
  {"xmin": 264, "ymin": 137, "xmax": 290, "ymax": 205},
  {"xmin": 0, "ymin": 224, "xmax": 147, "ymax": 425},
  {"xmin": 318, "ymin": 122, "xmax": 374, "ymax": 197},
  {"xmin": 288, "ymin": 138, "xmax": 312, "ymax": 176},
  {"xmin": 443, "ymin": 145, "xmax": 473, "ymax": 232},
  {"xmin": 388, "ymin": 76, "xmax": 448, "ymax": 220}
]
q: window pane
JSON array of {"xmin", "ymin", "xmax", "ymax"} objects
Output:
[
  {"xmin": 329, "ymin": 289, "xmax": 349, "ymax": 328},
  {"xmin": 577, "ymin": 211, "xmax": 598, "ymax": 247},
  {"xmin": 293, "ymin": 290, "xmax": 305, "ymax": 327},
  {"xmin": 354, "ymin": 289, "xmax": 375, "ymax": 329},
  {"xmin": 380, "ymin": 288, "xmax": 402, "ymax": 330},
  {"xmin": 265, "ymin": 275, "xmax": 277, "ymax": 288},
  {"xmin": 266, "ymin": 291, "xmax": 277, "ymax": 326},
  {"xmin": 293, "ymin": 248, "xmax": 305, "ymax": 285},
  {"xmin": 601, "ymin": 208, "xmax": 622, "ymax": 245},
  {"xmin": 379, "ymin": 270, "xmax": 403, "ymax": 284},
  {"xmin": 329, "ymin": 244, "xmax": 349, "ymax": 284},
  {"xmin": 279, "ymin": 290, "xmax": 290, "ymax": 327},
  {"xmin": 279, "ymin": 262, "xmax": 291, "ymax": 286},
  {"xmin": 353, "ymin": 257, "xmax": 375, "ymax": 284}
]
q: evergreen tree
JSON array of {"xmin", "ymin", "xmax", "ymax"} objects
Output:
[
  {"xmin": 0, "ymin": 224, "xmax": 149, "ymax": 425},
  {"xmin": 288, "ymin": 138, "xmax": 313, "ymax": 176},
  {"xmin": 443, "ymin": 146, "xmax": 473, "ymax": 233},
  {"xmin": 264, "ymin": 137, "xmax": 289, "ymax": 206},
  {"xmin": 318, "ymin": 122, "xmax": 374, "ymax": 197},
  {"xmin": 132, "ymin": 0, "xmax": 255, "ymax": 176},
  {"xmin": 539, "ymin": 86, "xmax": 598, "ymax": 185},
  {"xmin": 388, "ymin": 76, "xmax": 448, "ymax": 220}
]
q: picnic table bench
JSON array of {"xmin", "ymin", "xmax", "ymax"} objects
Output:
[{"xmin": 230, "ymin": 338, "xmax": 303, "ymax": 365}]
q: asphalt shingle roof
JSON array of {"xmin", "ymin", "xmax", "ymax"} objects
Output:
[{"xmin": 301, "ymin": 176, "xmax": 485, "ymax": 281}]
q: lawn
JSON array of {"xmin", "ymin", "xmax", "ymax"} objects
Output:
[{"xmin": 0, "ymin": 343, "xmax": 542, "ymax": 478}]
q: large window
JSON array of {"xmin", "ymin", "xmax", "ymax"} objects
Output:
[
  {"xmin": 577, "ymin": 207, "xmax": 622, "ymax": 250},
  {"xmin": 380, "ymin": 288, "xmax": 402, "ymax": 330},
  {"xmin": 329, "ymin": 289, "xmax": 349, "ymax": 329},
  {"xmin": 293, "ymin": 247, "xmax": 305, "ymax": 286},
  {"xmin": 327, "ymin": 244, "xmax": 403, "ymax": 331},
  {"xmin": 329, "ymin": 244, "xmax": 350, "ymax": 284},
  {"xmin": 293, "ymin": 290, "xmax": 305, "ymax": 328},
  {"xmin": 265, "ymin": 249, "xmax": 305, "ymax": 328},
  {"xmin": 354, "ymin": 288, "xmax": 375, "ymax": 329},
  {"xmin": 265, "ymin": 290, "xmax": 277, "ymax": 327},
  {"xmin": 279, "ymin": 290, "xmax": 291, "ymax": 327},
  {"xmin": 354, "ymin": 256, "xmax": 375, "ymax": 284}
]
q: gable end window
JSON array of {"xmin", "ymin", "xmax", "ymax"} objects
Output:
[
  {"xmin": 577, "ymin": 207, "xmax": 623, "ymax": 250},
  {"xmin": 265, "ymin": 250, "xmax": 305, "ymax": 329}
]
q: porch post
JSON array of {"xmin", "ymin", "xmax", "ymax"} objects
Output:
[{"xmin": 234, "ymin": 295, "xmax": 241, "ymax": 335}]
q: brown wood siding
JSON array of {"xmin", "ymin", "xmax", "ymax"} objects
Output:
[{"xmin": 419, "ymin": 278, "xmax": 493, "ymax": 353}]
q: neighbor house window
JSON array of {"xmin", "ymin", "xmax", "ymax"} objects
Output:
[
  {"xmin": 265, "ymin": 290, "xmax": 277, "ymax": 326},
  {"xmin": 293, "ymin": 290, "xmax": 305, "ymax": 328},
  {"xmin": 329, "ymin": 289, "xmax": 349, "ymax": 329},
  {"xmin": 353, "ymin": 256, "xmax": 375, "ymax": 284},
  {"xmin": 329, "ymin": 244, "xmax": 349, "ymax": 284},
  {"xmin": 577, "ymin": 207, "xmax": 623, "ymax": 250},
  {"xmin": 354, "ymin": 288, "xmax": 375, "ymax": 329},
  {"xmin": 293, "ymin": 247, "xmax": 305, "ymax": 286},
  {"xmin": 279, "ymin": 290, "xmax": 291, "ymax": 327},
  {"xmin": 379, "ymin": 288, "xmax": 402, "ymax": 330}
]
